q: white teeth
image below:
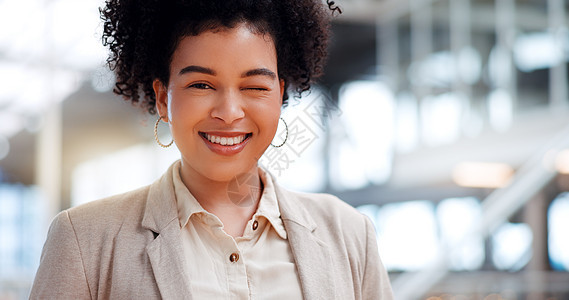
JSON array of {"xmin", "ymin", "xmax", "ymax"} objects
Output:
[{"xmin": 205, "ymin": 133, "xmax": 247, "ymax": 145}]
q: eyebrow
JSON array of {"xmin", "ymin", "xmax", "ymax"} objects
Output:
[
  {"xmin": 178, "ymin": 65, "xmax": 216, "ymax": 76},
  {"xmin": 178, "ymin": 65, "xmax": 277, "ymax": 80},
  {"xmin": 241, "ymin": 68, "xmax": 277, "ymax": 80}
]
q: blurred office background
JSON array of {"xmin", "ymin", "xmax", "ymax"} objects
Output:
[{"xmin": 1, "ymin": 0, "xmax": 569, "ymax": 299}]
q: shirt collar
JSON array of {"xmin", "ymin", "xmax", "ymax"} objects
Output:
[
  {"xmin": 172, "ymin": 161, "xmax": 287, "ymax": 239},
  {"xmin": 172, "ymin": 161, "xmax": 208, "ymax": 229},
  {"xmin": 256, "ymin": 167, "xmax": 287, "ymax": 239}
]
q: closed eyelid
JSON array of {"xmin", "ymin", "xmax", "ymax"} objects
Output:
[{"xmin": 245, "ymin": 87, "xmax": 270, "ymax": 91}]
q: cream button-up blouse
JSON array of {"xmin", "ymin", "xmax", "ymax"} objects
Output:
[{"xmin": 173, "ymin": 163, "xmax": 303, "ymax": 299}]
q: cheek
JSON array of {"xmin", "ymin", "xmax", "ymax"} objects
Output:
[
  {"xmin": 168, "ymin": 97, "xmax": 205, "ymax": 136},
  {"xmin": 259, "ymin": 102, "xmax": 282, "ymax": 139}
]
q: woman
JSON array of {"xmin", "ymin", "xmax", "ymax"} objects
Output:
[{"xmin": 30, "ymin": 0, "xmax": 393, "ymax": 299}]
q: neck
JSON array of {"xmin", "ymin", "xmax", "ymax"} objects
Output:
[{"xmin": 179, "ymin": 161, "xmax": 263, "ymax": 237}]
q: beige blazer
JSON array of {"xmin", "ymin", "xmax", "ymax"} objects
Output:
[{"xmin": 30, "ymin": 164, "xmax": 393, "ymax": 299}]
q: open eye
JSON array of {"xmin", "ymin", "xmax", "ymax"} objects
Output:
[{"xmin": 188, "ymin": 83, "xmax": 213, "ymax": 90}]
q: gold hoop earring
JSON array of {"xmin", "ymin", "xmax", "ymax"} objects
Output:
[
  {"xmin": 270, "ymin": 117, "xmax": 288, "ymax": 148},
  {"xmin": 154, "ymin": 116, "xmax": 174, "ymax": 148}
]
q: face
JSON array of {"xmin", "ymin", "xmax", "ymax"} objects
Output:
[{"xmin": 154, "ymin": 24, "xmax": 284, "ymax": 183}]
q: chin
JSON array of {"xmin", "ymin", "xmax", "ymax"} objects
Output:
[{"xmin": 196, "ymin": 159, "xmax": 258, "ymax": 183}]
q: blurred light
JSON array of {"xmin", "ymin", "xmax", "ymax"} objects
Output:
[
  {"xmin": 408, "ymin": 51, "xmax": 454, "ymax": 88},
  {"xmin": 488, "ymin": 46, "xmax": 512, "ymax": 88},
  {"xmin": 0, "ymin": 185, "xmax": 21, "ymax": 271},
  {"xmin": 332, "ymin": 142, "xmax": 368, "ymax": 189},
  {"xmin": 554, "ymin": 149, "xmax": 569, "ymax": 174},
  {"xmin": 514, "ymin": 32, "xmax": 566, "ymax": 72},
  {"xmin": 0, "ymin": 0, "xmax": 106, "ymax": 64},
  {"xmin": 436, "ymin": 197, "xmax": 484, "ymax": 271},
  {"xmin": 91, "ymin": 67, "xmax": 116, "ymax": 93},
  {"xmin": 272, "ymin": 89, "xmax": 327, "ymax": 192},
  {"xmin": 0, "ymin": 184, "xmax": 44, "ymax": 276},
  {"xmin": 51, "ymin": 0, "xmax": 108, "ymax": 69},
  {"xmin": 394, "ymin": 91, "xmax": 418, "ymax": 153},
  {"xmin": 420, "ymin": 92, "xmax": 463, "ymax": 146},
  {"xmin": 0, "ymin": 136, "xmax": 9, "ymax": 161},
  {"xmin": 452, "ymin": 161, "xmax": 514, "ymax": 188},
  {"xmin": 487, "ymin": 89, "xmax": 513, "ymax": 133},
  {"xmin": 491, "ymin": 223, "xmax": 533, "ymax": 271},
  {"xmin": 542, "ymin": 149, "xmax": 558, "ymax": 172},
  {"xmin": 0, "ymin": 0, "xmax": 107, "ymax": 139},
  {"xmin": 0, "ymin": 65, "xmax": 80, "ymax": 136},
  {"xmin": 331, "ymin": 80, "xmax": 394, "ymax": 190},
  {"xmin": 25, "ymin": 114, "xmax": 44, "ymax": 134},
  {"xmin": 457, "ymin": 47, "xmax": 482, "ymax": 85},
  {"xmin": 72, "ymin": 143, "xmax": 179, "ymax": 206},
  {"xmin": 548, "ymin": 193, "xmax": 569, "ymax": 270},
  {"xmin": 376, "ymin": 201, "xmax": 438, "ymax": 271},
  {"xmin": 407, "ymin": 48, "xmax": 481, "ymax": 88},
  {"xmin": 462, "ymin": 104, "xmax": 484, "ymax": 138},
  {"xmin": 0, "ymin": 61, "xmax": 30, "ymax": 105},
  {"xmin": 0, "ymin": 0, "xmax": 46, "ymax": 59},
  {"xmin": 0, "ymin": 111, "xmax": 23, "ymax": 138}
]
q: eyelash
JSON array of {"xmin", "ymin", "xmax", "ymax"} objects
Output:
[
  {"xmin": 188, "ymin": 83, "xmax": 212, "ymax": 90},
  {"xmin": 246, "ymin": 87, "xmax": 269, "ymax": 91}
]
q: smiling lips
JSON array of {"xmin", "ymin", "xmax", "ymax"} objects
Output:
[
  {"xmin": 204, "ymin": 133, "xmax": 248, "ymax": 145},
  {"xmin": 199, "ymin": 132, "xmax": 252, "ymax": 156}
]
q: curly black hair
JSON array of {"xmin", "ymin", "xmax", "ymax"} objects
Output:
[{"xmin": 100, "ymin": 0, "xmax": 339, "ymax": 114}]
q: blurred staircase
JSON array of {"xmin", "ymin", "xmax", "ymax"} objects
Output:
[{"xmin": 391, "ymin": 124, "xmax": 569, "ymax": 299}]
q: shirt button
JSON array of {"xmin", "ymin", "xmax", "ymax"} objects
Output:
[
  {"xmin": 229, "ymin": 253, "xmax": 240, "ymax": 263},
  {"xmin": 252, "ymin": 220, "xmax": 259, "ymax": 230}
]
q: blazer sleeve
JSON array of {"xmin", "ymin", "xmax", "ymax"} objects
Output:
[
  {"xmin": 362, "ymin": 216, "xmax": 394, "ymax": 299},
  {"xmin": 29, "ymin": 210, "xmax": 91, "ymax": 299}
]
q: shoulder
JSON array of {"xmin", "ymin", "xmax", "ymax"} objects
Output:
[
  {"xmin": 33, "ymin": 185, "xmax": 158, "ymax": 299},
  {"xmin": 276, "ymin": 184, "xmax": 371, "ymax": 238},
  {"xmin": 58, "ymin": 185, "xmax": 151, "ymax": 235},
  {"xmin": 45, "ymin": 184, "xmax": 155, "ymax": 261},
  {"xmin": 287, "ymin": 189, "xmax": 362, "ymax": 220}
]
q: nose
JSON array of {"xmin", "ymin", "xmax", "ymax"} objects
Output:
[{"xmin": 210, "ymin": 89, "xmax": 245, "ymax": 124}]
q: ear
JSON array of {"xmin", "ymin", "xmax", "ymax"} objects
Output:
[
  {"xmin": 279, "ymin": 79, "xmax": 285, "ymax": 105},
  {"xmin": 153, "ymin": 79, "xmax": 169, "ymax": 121}
]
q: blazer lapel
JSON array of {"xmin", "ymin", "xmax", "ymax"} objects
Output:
[
  {"xmin": 273, "ymin": 181, "xmax": 337, "ymax": 300},
  {"xmin": 146, "ymin": 222, "xmax": 192, "ymax": 299},
  {"xmin": 142, "ymin": 162, "xmax": 193, "ymax": 299}
]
